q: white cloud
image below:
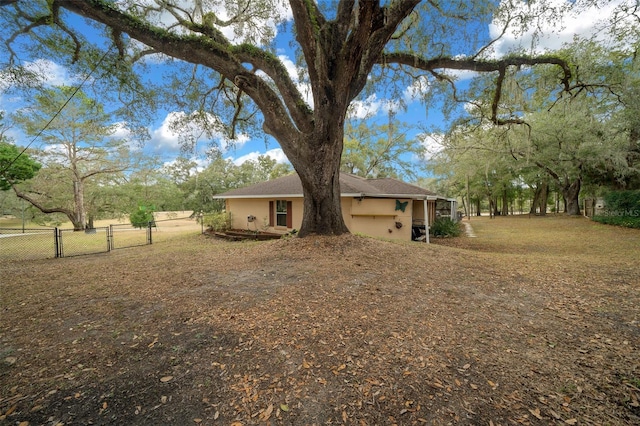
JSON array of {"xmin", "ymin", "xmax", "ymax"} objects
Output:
[
  {"xmin": 230, "ymin": 148, "xmax": 289, "ymax": 165},
  {"xmin": 347, "ymin": 94, "xmax": 382, "ymax": 119},
  {"xmin": 129, "ymin": 0, "xmax": 292, "ymax": 45},
  {"xmin": 419, "ymin": 133, "xmax": 444, "ymax": 160},
  {"xmin": 0, "ymin": 59, "xmax": 74, "ymax": 94},
  {"xmin": 193, "ymin": 157, "xmax": 210, "ymax": 171},
  {"xmin": 25, "ymin": 59, "xmax": 74, "ymax": 87},
  {"xmin": 381, "ymin": 99, "xmax": 401, "ymax": 115},
  {"xmin": 490, "ymin": 0, "xmax": 632, "ymax": 56},
  {"xmin": 149, "ymin": 112, "xmax": 183, "ymax": 152},
  {"xmin": 400, "ymin": 1, "xmax": 634, "ymax": 104},
  {"xmin": 111, "ymin": 121, "xmax": 132, "ymax": 138},
  {"xmin": 0, "ymin": 74, "xmax": 12, "ymax": 93},
  {"xmin": 404, "ymin": 76, "xmax": 430, "ymax": 102},
  {"xmin": 147, "ymin": 111, "xmax": 249, "ymax": 153},
  {"xmin": 277, "ymin": 54, "xmax": 313, "ymax": 107},
  {"xmin": 444, "ymin": 69, "xmax": 481, "ymax": 82}
]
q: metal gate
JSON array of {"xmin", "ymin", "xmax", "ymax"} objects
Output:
[
  {"xmin": 56, "ymin": 227, "xmax": 110, "ymax": 257},
  {"xmin": 109, "ymin": 223, "xmax": 153, "ymax": 250}
]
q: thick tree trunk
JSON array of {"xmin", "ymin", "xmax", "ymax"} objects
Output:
[
  {"xmin": 540, "ymin": 184, "xmax": 549, "ymax": 216},
  {"xmin": 501, "ymin": 189, "xmax": 508, "ymax": 216},
  {"xmin": 298, "ymin": 168, "xmax": 348, "ymax": 237},
  {"xmin": 72, "ymin": 180, "xmax": 86, "ymax": 230},
  {"xmin": 562, "ymin": 178, "xmax": 581, "ymax": 215},
  {"xmin": 530, "ymin": 182, "xmax": 548, "ymax": 215},
  {"xmin": 289, "ymin": 115, "xmax": 350, "ymax": 238}
]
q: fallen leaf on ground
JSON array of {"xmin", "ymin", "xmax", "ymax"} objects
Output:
[
  {"xmin": 529, "ymin": 408, "xmax": 543, "ymax": 420},
  {"xmin": 259, "ymin": 404, "xmax": 273, "ymax": 421}
]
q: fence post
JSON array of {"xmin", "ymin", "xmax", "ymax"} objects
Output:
[
  {"xmin": 147, "ymin": 221, "xmax": 153, "ymax": 245},
  {"xmin": 54, "ymin": 227, "xmax": 61, "ymax": 258}
]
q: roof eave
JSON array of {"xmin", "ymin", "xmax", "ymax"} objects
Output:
[
  {"xmin": 212, "ymin": 194, "xmax": 304, "ymax": 199},
  {"xmin": 214, "ymin": 193, "xmax": 452, "ymax": 200},
  {"xmin": 359, "ymin": 193, "xmax": 444, "ymax": 200}
]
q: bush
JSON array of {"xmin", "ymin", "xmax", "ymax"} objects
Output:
[
  {"xmin": 203, "ymin": 211, "xmax": 232, "ymax": 232},
  {"xmin": 594, "ymin": 190, "xmax": 640, "ymax": 229},
  {"xmin": 431, "ymin": 217, "xmax": 462, "ymax": 237},
  {"xmin": 592, "ymin": 215, "xmax": 640, "ymax": 229},
  {"xmin": 603, "ymin": 189, "xmax": 640, "ymax": 212},
  {"xmin": 130, "ymin": 208, "xmax": 154, "ymax": 228}
]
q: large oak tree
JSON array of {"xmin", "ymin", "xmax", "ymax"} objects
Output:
[
  {"xmin": 2, "ymin": 0, "xmax": 586, "ymax": 236},
  {"xmin": 11, "ymin": 86, "xmax": 138, "ymax": 230}
]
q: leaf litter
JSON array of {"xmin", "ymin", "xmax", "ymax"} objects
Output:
[{"xmin": 0, "ymin": 216, "xmax": 638, "ymax": 425}]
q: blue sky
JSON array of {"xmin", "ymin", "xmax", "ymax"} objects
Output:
[{"xmin": 0, "ymin": 0, "xmax": 629, "ymax": 177}]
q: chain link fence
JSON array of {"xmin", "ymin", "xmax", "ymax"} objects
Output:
[
  {"xmin": 0, "ymin": 228, "xmax": 58, "ymax": 260},
  {"xmin": 0, "ymin": 214, "xmax": 203, "ymax": 261}
]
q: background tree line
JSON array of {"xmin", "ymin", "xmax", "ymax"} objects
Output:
[{"xmin": 430, "ymin": 39, "xmax": 640, "ymax": 219}]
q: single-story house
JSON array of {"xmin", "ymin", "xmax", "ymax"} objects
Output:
[{"xmin": 213, "ymin": 172, "xmax": 457, "ymax": 242}]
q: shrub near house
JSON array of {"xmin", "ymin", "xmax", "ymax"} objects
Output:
[
  {"xmin": 592, "ymin": 190, "xmax": 640, "ymax": 229},
  {"xmin": 431, "ymin": 217, "xmax": 462, "ymax": 237}
]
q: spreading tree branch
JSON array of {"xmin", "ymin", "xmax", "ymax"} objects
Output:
[
  {"xmin": 50, "ymin": 0, "xmax": 305, "ymax": 143},
  {"xmin": 12, "ymin": 184, "xmax": 74, "ymax": 218},
  {"xmin": 381, "ymin": 53, "xmax": 572, "ymax": 125}
]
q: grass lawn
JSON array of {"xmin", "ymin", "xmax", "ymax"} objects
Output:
[{"xmin": 1, "ymin": 215, "xmax": 638, "ymax": 425}]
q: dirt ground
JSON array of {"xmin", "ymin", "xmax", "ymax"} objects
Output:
[{"xmin": 1, "ymin": 215, "xmax": 639, "ymax": 425}]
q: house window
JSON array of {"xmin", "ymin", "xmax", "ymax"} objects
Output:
[
  {"xmin": 276, "ymin": 200, "xmax": 288, "ymax": 227},
  {"xmin": 270, "ymin": 200, "xmax": 293, "ymax": 228}
]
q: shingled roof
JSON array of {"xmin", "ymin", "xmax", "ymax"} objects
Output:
[{"xmin": 213, "ymin": 172, "xmax": 444, "ymax": 199}]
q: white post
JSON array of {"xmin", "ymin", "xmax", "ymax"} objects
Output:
[{"xmin": 424, "ymin": 198, "xmax": 430, "ymax": 244}]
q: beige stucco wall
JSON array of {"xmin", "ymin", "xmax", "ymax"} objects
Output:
[
  {"xmin": 345, "ymin": 197, "xmax": 413, "ymax": 241},
  {"xmin": 341, "ymin": 198, "xmax": 353, "ymax": 230},
  {"xmin": 225, "ymin": 198, "xmax": 303, "ymax": 233},
  {"xmin": 226, "ymin": 196, "xmax": 422, "ymax": 241}
]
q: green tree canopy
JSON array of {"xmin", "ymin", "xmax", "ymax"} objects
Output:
[
  {"xmin": 0, "ymin": 142, "xmax": 41, "ymax": 191},
  {"xmin": 341, "ymin": 117, "xmax": 426, "ymax": 180},
  {"xmin": 180, "ymin": 153, "xmax": 292, "ymax": 213},
  {"xmin": 434, "ymin": 38, "xmax": 640, "ymax": 216}
]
